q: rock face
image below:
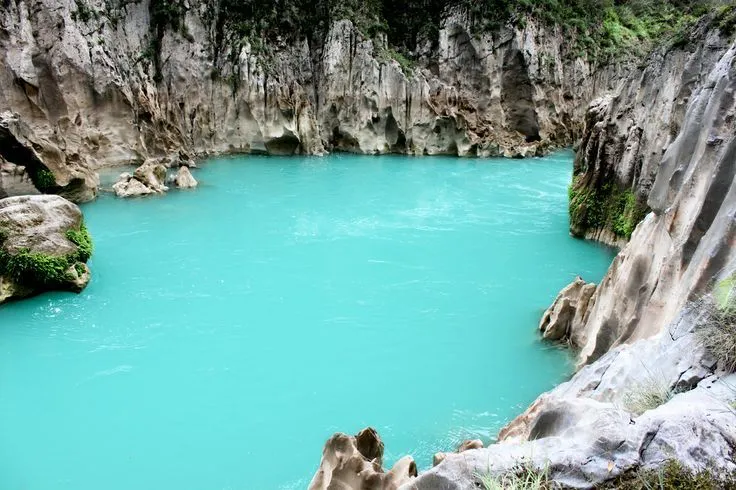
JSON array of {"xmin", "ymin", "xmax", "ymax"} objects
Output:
[
  {"xmin": 0, "ymin": 1, "xmax": 625, "ymax": 201},
  {"xmin": 309, "ymin": 427, "xmax": 417, "ymax": 490},
  {"xmin": 0, "ymin": 195, "xmax": 92, "ymax": 304},
  {"xmin": 539, "ymin": 276, "xmax": 596, "ymax": 347},
  {"xmin": 409, "ymin": 308, "xmax": 736, "ymax": 489},
  {"xmin": 567, "ymin": 26, "xmax": 736, "ymax": 367},
  {"xmin": 568, "ymin": 22, "xmax": 733, "ymax": 247}
]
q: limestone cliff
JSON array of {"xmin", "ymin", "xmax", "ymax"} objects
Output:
[
  {"xmin": 310, "ymin": 19, "xmax": 736, "ymax": 489},
  {"xmin": 0, "ymin": 0, "xmax": 622, "ymax": 201}
]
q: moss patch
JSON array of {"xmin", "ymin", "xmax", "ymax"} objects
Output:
[
  {"xmin": 0, "ymin": 222, "xmax": 93, "ymax": 287},
  {"xmin": 569, "ymin": 176, "xmax": 648, "ymax": 240}
]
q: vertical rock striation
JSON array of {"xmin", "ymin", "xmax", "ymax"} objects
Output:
[{"xmin": 0, "ymin": 0, "xmax": 624, "ymax": 201}]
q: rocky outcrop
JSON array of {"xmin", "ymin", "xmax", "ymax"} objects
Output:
[
  {"xmin": 408, "ymin": 306, "xmax": 736, "ymax": 489},
  {"xmin": 309, "ymin": 427, "xmax": 417, "ymax": 490},
  {"xmin": 0, "ymin": 0, "xmax": 626, "ymax": 201},
  {"xmin": 566, "ymin": 26, "xmax": 736, "ymax": 367},
  {"xmin": 539, "ymin": 276, "xmax": 596, "ymax": 347},
  {"xmin": 112, "ymin": 160, "xmax": 168, "ymax": 197},
  {"xmin": 568, "ymin": 22, "xmax": 733, "ymax": 246},
  {"xmin": 173, "ymin": 166, "xmax": 197, "ymax": 189},
  {"xmin": 0, "ymin": 194, "xmax": 92, "ymax": 304}
]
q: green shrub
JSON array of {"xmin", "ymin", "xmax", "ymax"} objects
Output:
[
  {"xmin": 66, "ymin": 223, "xmax": 93, "ymax": 263},
  {"xmin": 697, "ymin": 275, "xmax": 736, "ymax": 372},
  {"xmin": 30, "ymin": 168, "xmax": 57, "ymax": 192},
  {"xmin": 715, "ymin": 4, "xmax": 736, "ymax": 37}
]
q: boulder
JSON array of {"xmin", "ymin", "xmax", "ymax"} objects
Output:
[
  {"xmin": 309, "ymin": 427, "xmax": 416, "ymax": 490},
  {"xmin": 0, "ymin": 195, "xmax": 92, "ymax": 304},
  {"xmin": 539, "ymin": 276, "xmax": 596, "ymax": 347},
  {"xmin": 112, "ymin": 161, "xmax": 169, "ymax": 198},
  {"xmin": 174, "ymin": 166, "xmax": 198, "ymax": 189}
]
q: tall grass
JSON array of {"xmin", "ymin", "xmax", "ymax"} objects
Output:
[
  {"xmin": 697, "ymin": 275, "xmax": 736, "ymax": 372},
  {"xmin": 478, "ymin": 463, "xmax": 551, "ymax": 490}
]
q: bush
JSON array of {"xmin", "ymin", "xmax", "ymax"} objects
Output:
[
  {"xmin": 622, "ymin": 377, "xmax": 674, "ymax": 415},
  {"xmin": 697, "ymin": 275, "xmax": 736, "ymax": 372}
]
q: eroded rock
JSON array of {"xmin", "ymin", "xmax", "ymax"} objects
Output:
[
  {"xmin": 0, "ymin": 195, "xmax": 92, "ymax": 304},
  {"xmin": 112, "ymin": 161, "xmax": 169, "ymax": 198},
  {"xmin": 309, "ymin": 427, "xmax": 416, "ymax": 490},
  {"xmin": 174, "ymin": 166, "xmax": 198, "ymax": 189},
  {"xmin": 539, "ymin": 276, "xmax": 596, "ymax": 347}
]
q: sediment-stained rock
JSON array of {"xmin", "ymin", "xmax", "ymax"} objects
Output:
[{"xmin": 112, "ymin": 161, "xmax": 169, "ymax": 197}]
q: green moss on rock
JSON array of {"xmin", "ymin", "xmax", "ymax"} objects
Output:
[
  {"xmin": 569, "ymin": 175, "xmax": 648, "ymax": 241},
  {"xmin": 0, "ymin": 222, "xmax": 93, "ymax": 288}
]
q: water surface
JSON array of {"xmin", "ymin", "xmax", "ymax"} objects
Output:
[{"xmin": 0, "ymin": 152, "xmax": 614, "ymax": 489}]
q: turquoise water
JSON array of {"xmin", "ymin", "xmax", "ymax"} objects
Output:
[{"xmin": 0, "ymin": 151, "xmax": 614, "ymax": 489}]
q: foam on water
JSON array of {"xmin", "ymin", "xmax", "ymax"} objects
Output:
[{"xmin": 0, "ymin": 151, "xmax": 614, "ymax": 489}]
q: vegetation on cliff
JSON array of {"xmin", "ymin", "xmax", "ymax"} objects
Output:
[
  {"xmin": 568, "ymin": 176, "xmax": 648, "ymax": 241},
  {"xmin": 697, "ymin": 275, "xmax": 736, "ymax": 372},
  {"xmin": 142, "ymin": 0, "xmax": 725, "ymax": 75}
]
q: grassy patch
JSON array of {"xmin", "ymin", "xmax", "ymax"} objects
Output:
[
  {"xmin": 696, "ymin": 275, "xmax": 736, "ymax": 372},
  {"xmin": 623, "ymin": 377, "xmax": 674, "ymax": 415},
  {"xmin": 569, "ymin": 176, "xmax": 648, "ymax": 240},
  {"xmin": 601, "ymin": 460, "xmax": 736, "ymax": 489},
  {"xmin": 477, "ymin": 463, "xmax": 551, "ymax": 490}
]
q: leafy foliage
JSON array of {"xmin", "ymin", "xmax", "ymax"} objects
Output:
[{"xmin": 29, "ymin": 168, "xmax": 57, "ymax": 192}]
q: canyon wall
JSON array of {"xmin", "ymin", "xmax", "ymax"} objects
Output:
[
  {"xmin": 312, "ymin": 20, "xmax": 736, "ymax": 490},
  {"xmin": 0, "ymin": 0, "xmax": 623, "ymax": 201}
]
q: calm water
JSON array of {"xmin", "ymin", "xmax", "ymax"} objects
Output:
[{"xmin": 0, "ymin": 152, "xmax": 614, "ymax": 489}]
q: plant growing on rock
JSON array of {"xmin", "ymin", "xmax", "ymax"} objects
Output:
[
  {"xmin": 477, "ymin": 462, "xmax": 551, "ymax": 490},
  {"xmin": 600, "ymin": 459, "xmax": 736, "ymax": 489},
  {"xmin": 622, "ymin": 376, "xmax": 674, "ymax": 415},
  {"xmin": 696, "ymin": 275, "xmax": 736, "ymax": 372}
]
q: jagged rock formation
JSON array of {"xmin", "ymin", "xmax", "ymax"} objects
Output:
[
  {"xmin": 112, "ymin": 160, "xmax": 168, "ymax": 197},
  {"xmin": 0, "ymin": 0, "xmax": 625, "ymax": 201},
  {"xmin": 309, "ymin": 427, "xmax": 417, "ymax": 490},
  {"xmin": 0, "ymin": 194, "xmax": 92, "ymax": 304},
  {"xmin": 568, "ymin": 26, "xmax": 736, "ymax": 367},
  {"xmin": 312, "ymin": 20, "xmax": 736, "ymax": 489},
  {"xmin": 568, "ymin": 23, "xmax": 733, "ymax": 247},
  {"xmin": 538, "ymin": 276, "xmax": 596, "ymax": 347},
  {"xmin": 406, "ymin": 305, "xmax": 736, "ymax": 489}
]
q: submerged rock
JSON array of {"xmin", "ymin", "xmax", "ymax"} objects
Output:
[
  {"xmin": 112, "ymin": 161, "xmax": 169, "ymax": 198},
  {"xmin": 0, "ymin": 195, "xmax": 92, "ymax": 304},
  {"xmin": 309, "ymin": 427, "xmax": 416, "ymax": 490},
  {"xmin": 174, "ymin": 166, "xmax": 198, "ymax": 189}
]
